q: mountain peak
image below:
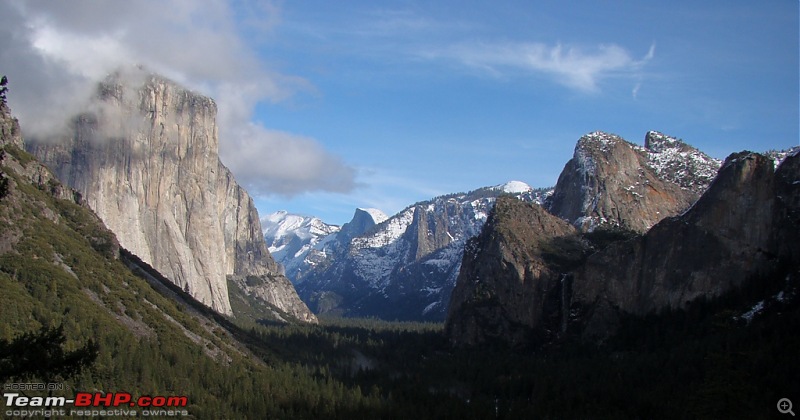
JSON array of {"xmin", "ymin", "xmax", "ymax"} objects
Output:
[
  {"xmin": 578, "ymin": 131, "xmax": 626, "ymax": 152},
  {"xmin": 644, "ymin": 130, "xmax": 685, "ymax": 152},
  {"xmin": 338, "ymin": 207, "xmax": 387, "ymax": 241},
  {"xmin": 549, "ymin": 130, "xmax": 714, "ymax": 232},
  {"xmin": 261, "ymin": 211, "xmax": 340, "ymax": 279},
  {"xmin": 356, "ymin": 207, "xmax": 388, "ymax": 225},
  {"xmin": 642, "ymin": 131, "xmax": 721, "ymax": 194},
  {"xmin": 261, "ymin": 211, "xmax": 338, "ymax": 241},
  {"xmin": 496, "ymin": 180, "xmax": 532, "ymax": 194}
]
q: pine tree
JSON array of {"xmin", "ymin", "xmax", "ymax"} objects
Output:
[{"xmin": 0, "ymin": 324, "xmax": 99, "ymax": 384}]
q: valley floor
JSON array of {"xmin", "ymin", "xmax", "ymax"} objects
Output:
[{"xmin": 239, "ymin": 271, "xmax": 799, "ymax": 419}]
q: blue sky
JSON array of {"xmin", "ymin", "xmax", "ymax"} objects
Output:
[
  {"xmin": 250, "ymin": 0, "xmax": 799, "ymax": 225},
  {"xmin": 2, "ymin": 1, "xmax": 798, "ymax": 226}
]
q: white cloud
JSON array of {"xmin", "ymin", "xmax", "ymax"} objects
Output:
[
  {"xmin": 633, "ymin": 43, "xmax": 656, "ymax": 99},
  {"xmin": 221, "ymin": 124, "xmax": 357, "ymax": 196},
  {"xmin": 425, "ymin": 41, "xmax": 654, "ymax": 92},
  {"xmin": 644, "ymin": 43, "xmax": 656, "ymax": 61},
  {"xmin": 632, "ymin": 82, "xmax": 642, "ymax": 99},
  {"xmin": 0, "ymin": 0, "xmax": 356, "ymax": 196}
]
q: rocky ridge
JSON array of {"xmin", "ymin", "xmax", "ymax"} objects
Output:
[
  {"xmin": 572, "ymin": 150, "xmax": 800, "ymax": 340},
  {"xmin": 546, "ymin": 131, "xmax": 720, "ymax": 233},
  {"xmin": 262, "ymin": 210, "xmax": 342, "ymax": 281},
  {"xmin": 445, "ymin": 196, "xmax": 581, "ymax": 346},
  {"xmin": 27, "ymin": 70, "xmax": 315, "ymax": 323},
  {"xmin": 0, "ymin": 101, "xmax": 23, "ymax": 150},
  {"xmin": 292, "ymin": 181, "xmax": 550, "ymax": 321},
  {"xmin": 446, "ymin": 144, "xmax": 800, "ymax": 346},
  {"xmin": 1, "ymin": 102, "xmax": 77, "ymax": 204}
]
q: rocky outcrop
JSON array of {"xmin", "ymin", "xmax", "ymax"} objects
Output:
[
  {"xmin": 1, "ymin": 103, "xmax": 77, "ymax": 203},
  {"xmin": 445, "ymin": 196, "xmax": 583, "ymax": 346},
  {"xmin": 573, "ymin": 151, "xmax": 800, "ymax": 339},
  {"xmin": 643, "ymin": 131, "xmax": 720, "ymax": 194},
  {"xmin": 338, "ymin": 208, "xmax": 387, "ymax": 242},
  {"xmin": 446, "ymin": 147, "xmax": 799, "ymax": 346},
  {"xmin": 27, "ymin": 70, "xmax": 315, "ymax": 323},
  {"xmin": 286, "ymin": 207, "xmax": 386, "ymax": 286},
  {"xmin": 0, "ymin": 102, "xmax": 23, "ymax": 149},
  {"xmin": 547, "ymin": 131, "xmax": 720, "ymax": 233},
  {"xmin": 1, "ymin": 102, "xmax": 118, "ymax": 256}
]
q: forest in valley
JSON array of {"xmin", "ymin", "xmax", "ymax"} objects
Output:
[{"xmin": 239, "ymin": 274, "xmax": 800, "ymax": 419}]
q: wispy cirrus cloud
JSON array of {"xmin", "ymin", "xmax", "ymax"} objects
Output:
[
  {"xmin": 422, "ymin": 41, "xmax": 656, "ymax": 93},
  {"xmin": 284, "ymin": 6, "xmax": 656, "ymax": 95}
]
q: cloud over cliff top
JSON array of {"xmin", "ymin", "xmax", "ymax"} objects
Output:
[{"xmin": 0, "ymin": 0, "xmax": 356, "ymax": 197}]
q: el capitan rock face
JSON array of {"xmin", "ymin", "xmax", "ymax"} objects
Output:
[
  {"xmin": 27, "ymin": 70, "xmax": 315, "ymax": 323},
  {"xmin": 546, "ymin": 131, "xmax": 720, "ymax": 233}
]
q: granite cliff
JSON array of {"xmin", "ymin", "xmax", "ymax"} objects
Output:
[
  {"xmin": 445, "ymin": 196, "xmax": 582, "ymax": 346},
  {"xmin": 27, "ymin": 70, "xmax": 315, "ymax": 323},
  {"xmin": 572, "ymin": 150, "xmax": 800, "ymax": 340},
  {"xmin": 0, "ymin": 101, "xmax": 23, "ymax": 149},
  {"xmin": 447, "ymin": 131, "xmax": 797, "ymax": 347},
  {"xmin": 546, "ymin": 131, "xmax": 720, "ymax": 233}
]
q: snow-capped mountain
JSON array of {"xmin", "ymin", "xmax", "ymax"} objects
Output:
[
  {"xmin": 262, "ymin": 211, "xmax": 341, "ymax": 280},
  {"xmin": 642, "ymin": 131, "xmax": 721, "ymax": 195},
  {"xmin": 289, "ymin": 181, "xmax": 551, "ymax": 321},
  {"xmin": 546, "ymin": 131, "xmax": 722, "ymax": 233}
]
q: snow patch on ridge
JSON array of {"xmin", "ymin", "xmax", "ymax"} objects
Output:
[
  {"xmin": 354, "ymin": 207, "xmax": 415, "ymax": 249},
  {"xmin": 643, "ymin": 131, "xmax": 721, "ymax": 193}
]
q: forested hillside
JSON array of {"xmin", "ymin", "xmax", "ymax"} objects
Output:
[{"xmin": 0, "ymin": 103, "xmax": 373, "ymax": 418}]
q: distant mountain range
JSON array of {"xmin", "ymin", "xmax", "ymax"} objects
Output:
[
  {"xmin": 267, "ymin": 129, "xmax": 798, "ymax": 330},
  {"xmin": 262, "ymin": 210, "xmax": 343, "ymax": 280},
  {"xmin": 263, "ymin": 181, "xmax": 551, "ymax": 321}
]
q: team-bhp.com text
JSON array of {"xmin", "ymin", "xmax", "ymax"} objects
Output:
[{"xmin": 4, "ymin": 392, "xmax": 189, "ymax": 417}]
